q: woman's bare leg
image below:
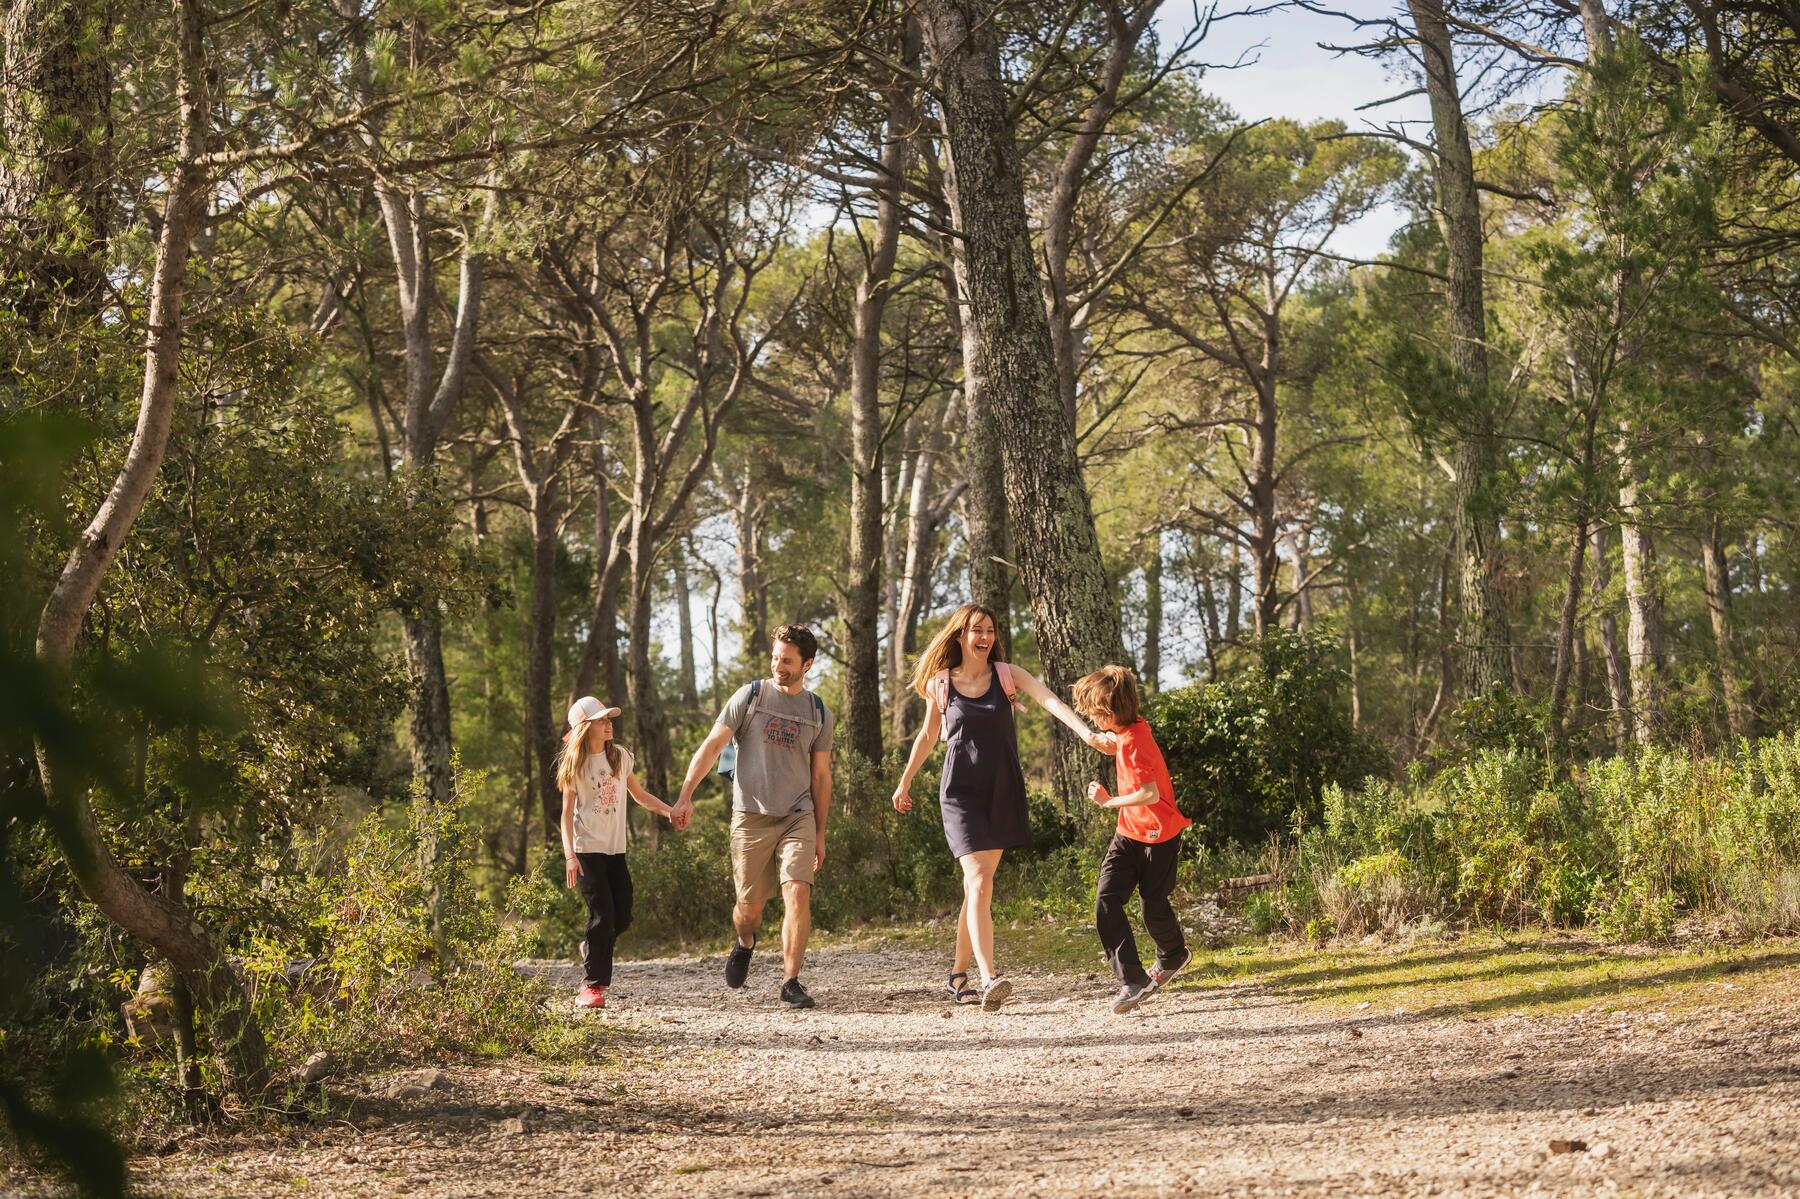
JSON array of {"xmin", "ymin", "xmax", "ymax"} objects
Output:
[
  {"xmin": 958, "ymin": 849, "xmax": 1003, "ymax": 983},
  {"xmin": 953, "ymin": 895, "xmax": 973, "ymax": 977}
]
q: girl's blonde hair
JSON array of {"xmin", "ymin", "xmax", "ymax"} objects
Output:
[
  {"xmin": 910, "ymin": 603, "xmax": 1006, "ymax": 699},
  {"xmin": 555, "ymin": 720, "xmax": 622, "ymax": 795}
]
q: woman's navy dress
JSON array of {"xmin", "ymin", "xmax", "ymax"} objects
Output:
[{"xmin": 938, "ymin": 675, "xmax": 1031, "ymax": 859}]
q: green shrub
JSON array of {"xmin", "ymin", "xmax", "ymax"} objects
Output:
[{"xmin": 1145, "ymin": 629, "xmax": 1389, "ymax": 847}]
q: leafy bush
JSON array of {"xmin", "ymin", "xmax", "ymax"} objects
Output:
[
  {"xmin": 1145, "ymin": 629, "xmax": 1390, "ymax": 846},
  {"xmin": 1255, "ymin": 734, "xmax": 1800, "ymax": 942}
]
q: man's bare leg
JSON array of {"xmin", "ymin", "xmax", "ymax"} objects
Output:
[{"xmin": 780, "ymin": 880, "xmax": 811, "ymax": 980}]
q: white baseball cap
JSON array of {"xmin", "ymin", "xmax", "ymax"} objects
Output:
[{"xmin": 567, "ymin": 696, "xmax": 621, "ymax": 728}]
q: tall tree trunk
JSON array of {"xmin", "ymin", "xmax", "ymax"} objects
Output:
[
  {"xmin": 1042, "ymin": 0, "xmax": 1156, "ymax": 430},
  {"xmin": 841, "ymin": 19, "xmax": 920, "ymax": 763},
  {"xmin": 1142, "ymin": 530, "xmax": 1162, "ymax": 692},
  {"xmin": 891, "ymin": 394, "xmax": 963, "ymax": 739},
  {"xmin": 491, "ymin": 369, "xmax": 574, "ymax": 848},
  {"xmin": 1617, "ymin": 442, "xmax": 1665, "ymax": 743},
  {"xmin": 674, "ymin": 538, "xmax": 699, "ymax": 710},
  {"xmin": 1701, "ymin": 513, "xmax": 1750, "ymax": 738},
  {"xmin": 943, "ymin": 231, "xmax": 1012, "ymax": 632},
  {"xmin": 733, "ymin": 464, "xmax": 770, "ymax": 670},
  {"xmin": 1590, "ymin": 523, "xmax": 1634, "ymax": 750},
  {"xmin": 1, "ymin": 0, "xmax": 112, "ymax": 310},
  {"xmin": 569, "ymin": 411, "xmax": 625, "ymax": 708},
  {"xmin": 626, "ymin": 536, "xmax": 673, "ymax": 797},
  {"xmin": 1249, "ymin": 383, "xmax": 1280, "ymax": 637},
  {"xmin": 1408, "ymin": 0, "xmax": 1512, "ymax": 696},
  {"xmin": 1546, "ymin": 516, "xmax": 1589, "ymax": 757},
  {"xmin": 921, "ymin": 0, "xmax": 1127, "ymax": 803},
  {"xmin": 30, "ymin": 0, "xmax": 270, "ymax": 1098}
]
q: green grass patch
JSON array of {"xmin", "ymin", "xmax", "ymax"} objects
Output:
[{"xmin": 1159, "ymin": 932, "xmax": 1800, "ymax": 1018}]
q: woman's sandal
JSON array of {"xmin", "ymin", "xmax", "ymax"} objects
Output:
[{"xmin": 945, "ymin": 971, "xmax": 980, "ymax": 1005}]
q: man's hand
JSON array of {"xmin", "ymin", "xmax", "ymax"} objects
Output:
[
  {"xmin": 670, "ymin": 793, "xmax": 693, "ymax": 830},
  {"xmin": 1087, "ymin": 730, "xmax": 1119, "ymax": 755},
  {"xmin": 890, "ymin": 782, "xmax": 912, "ymax": 813},
  {"xmin": 813, "ymin": 839, "xmax": 827, "ymax": 874},
  {"xmin": 564, "ymin": 855, "xmax": 583, "ymax": 888},
  {"xmin": 1086, "ymin": 781, "xmax": 1113, "ymax": 807}
]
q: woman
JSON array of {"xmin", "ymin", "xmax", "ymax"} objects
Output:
[{"xmin": 891, "ymin": 604, "xmax": 1113, "ymax": 1010}]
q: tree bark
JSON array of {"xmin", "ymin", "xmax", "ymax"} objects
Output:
[
  {"xmin": 1042, "ymin": 0, "xmax": 1157, "ymax": 431},
  {"xmin": 1142, "ymin": 530, "xmax": 1162, "ymax": 691},
  {"xmin": 1546, "ymin": 516, "xmax": 1589, "ymax": 757},
  {"xmin": 1701, "ymin": 512, "xmax": 1751, "ymax": 738},
  {"xmin": 1407, "ymin": 0, "xmax": 1512, "ymax": 696},
  {"xmin": 929, "ymin": 134, "xmax": 1013, "ymax": 636},
  {"xmin": 921, "ymin": 0, "xmax": 1128, "ymax": 803},
  {"xmin": 1590, "ymin": 523, "xmax": 1634, "ymax": 750},
  {"xmin": 31, "ymin": 0, "xmax": 270, "ymax": 1098},
  {"xmin": 1, "ymin": 0, "xmax": 112, "ymax": 309},
  {"xmin": 568, "ymin": 409, "xmax": 626, "ymax": 708},
  {"xmin": 488, "ymin": 364, "xmax": 576, "ymax": 846},
  {"xmin": 731, "ymin": 463, "xmax": 770, "ymax": 671},
  {"xmin": 674, "ymin": 538, "xmax": 699, "ymax": 710},
  {"xmin": 891, "ymin": 392, "xmax": 964, "ymax": 739},
  {"xmin": 841, "ymin": 18, "xmax": 920, "ymax": 763},
  {"xmin": 1617, "ymin": 440, "xmax": 1665, "ymax": 743}
]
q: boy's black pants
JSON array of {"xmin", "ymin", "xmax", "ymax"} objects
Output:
[
  {"xmin": 575, "ymin": 851, "xmax": 633, "ymax": 986},
  {"xmin": 1095, "ymin": 833, "xmax": 1186, "ymax": 988}
]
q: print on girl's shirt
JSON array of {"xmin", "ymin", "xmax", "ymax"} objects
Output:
[
  {"xmin": 587, "ymin": 762, "xmax": 621, "ymax": 815},
  {"xmin": 764, "ymin": 716, "xmax": 802, "ymax": 749}
]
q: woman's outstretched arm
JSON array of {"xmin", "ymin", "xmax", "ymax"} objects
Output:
[{"xmin": 1010, "ymin": 666, "xmax": 1114, "ymax": 752}]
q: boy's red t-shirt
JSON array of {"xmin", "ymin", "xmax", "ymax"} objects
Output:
[{"xmin": 1113, "ymin": 719, "xmax": 1189, "ymax": 845}]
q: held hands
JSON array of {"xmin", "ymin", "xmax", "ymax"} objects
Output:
[
  {"xmin": 890, "ymin": 781, "xmax": 913, "ymax": 813},
  {"xmin": 1086, "ymin": 781, "xmax": 1114, "ymax": 808},
  {"xmin": 564, "ymin": 855, "xmax": 583, "ymax": 888},
  {"xmin": 669, "ymin": 793, "xmax": 693, "ymax": 830}
]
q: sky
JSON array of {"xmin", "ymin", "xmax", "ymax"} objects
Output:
[{"xmin": 1158, "ymin": 0, "xmax": 1431, "ymax": 259}]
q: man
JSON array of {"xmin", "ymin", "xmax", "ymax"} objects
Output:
[{"xmin": 672, "ymin": 625, "xmax": 833, "ymax": 1009}]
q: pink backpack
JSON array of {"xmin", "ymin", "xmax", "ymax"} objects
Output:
[{"xmin": 930, "ymin": 662, "xmax": 1019, "ymax": 741}]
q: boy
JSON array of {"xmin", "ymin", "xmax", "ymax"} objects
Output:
[{"xmin": 1074, "ymin": 665, "xmax": 1193, "ymax": 1014}]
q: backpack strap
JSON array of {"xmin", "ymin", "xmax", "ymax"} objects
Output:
[
  {"xmin": 732, "ymin": 678, "xmax": 765, "ymax": 738},
  {"xmin": 995, "ymin": 661, "xmax": 1019, "ymax": 705},
  {"xmin": 932, "ymin": 670, "xmax": 951, "ymax": 741}
]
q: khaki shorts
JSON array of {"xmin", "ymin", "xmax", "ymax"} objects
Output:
[{"xmin": 729, "ymin": 808, "xmax": 817, "ymax": 905}]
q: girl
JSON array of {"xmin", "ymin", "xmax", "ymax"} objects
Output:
[
  {"xmin": 558, "ymin": 696, "xmax": 677, "ymax": 1010},
  {"xmin": 890, "ymin": 604, "xmax": 1114, "ymax": 1010}
]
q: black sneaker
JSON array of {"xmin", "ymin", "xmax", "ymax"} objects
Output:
[
  {"xmin": 724, "ymin": 936, "xmax": 754, "ymax": 989},
  {"xmin": 1111, "ymin": 980, "xmax": 1151, "ymax": 1014},
  {"xmin": 779, "ymin": 977, "xmax": 816, "ymax": 1009}
]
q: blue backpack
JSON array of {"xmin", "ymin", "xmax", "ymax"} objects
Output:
[{"xmin": 717, "ymin": 678, "xmax": 825, "ymax": 782}]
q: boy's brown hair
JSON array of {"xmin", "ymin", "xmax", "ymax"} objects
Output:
[{"xmin": 1072, "ymin": 664, "xmax": 1140, "ymax": 728}]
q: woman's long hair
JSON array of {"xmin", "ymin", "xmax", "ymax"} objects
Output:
[
  {"xmin": 555, "ymin": 720, "xmax": 622, "ymax": 795},
  {"xmin": 909, "ymin": 603, "xmax": 1006, "ymax": 699}
]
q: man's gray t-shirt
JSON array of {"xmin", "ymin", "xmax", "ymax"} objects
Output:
[{"xmin": 718, "ymin": 682, "xmax": 834, "ymax": 814}]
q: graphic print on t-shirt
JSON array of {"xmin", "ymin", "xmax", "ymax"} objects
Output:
[
  {"xmin": 589, "ymin": 765, "xmax": 620, "ymax": 815},
  {"xmin": 763, "ymin": 716, "xmax": 802, "ymax": 749}
]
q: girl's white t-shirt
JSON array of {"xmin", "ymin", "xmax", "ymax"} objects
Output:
[{"xmin": 570, "ymin": 745, "xmax": 634, "ymax": 855}]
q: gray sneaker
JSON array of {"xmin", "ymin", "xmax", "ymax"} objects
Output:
[
  {"xmin": 1147, "ymin": 946, "xmax": 1192, "ymax": 994},
  {"xmin": 980, "ymin": 976, "xmax": 1013, "ymax": 1011},
  {"xmin": 1111, "ymin": 980, "xmax": 1152, "ymax": 1014}
]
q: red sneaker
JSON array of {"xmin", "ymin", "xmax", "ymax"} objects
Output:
[{"xmin": 575, "ymin": 983, "xmax": 607, "ymax": 1010}]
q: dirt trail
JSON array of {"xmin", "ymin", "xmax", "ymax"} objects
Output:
[{"xmin": 132, "ymin": 941, "xmax": 1800, "ymax": 1197}]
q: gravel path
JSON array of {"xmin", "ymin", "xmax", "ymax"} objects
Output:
[{"xmin": 130, "ymin": 940, "xmax": 1800, "ymax": 1198}]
